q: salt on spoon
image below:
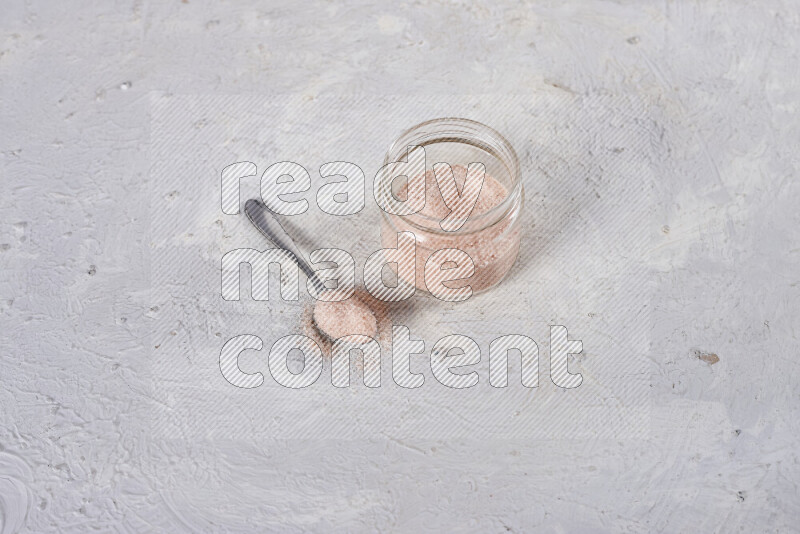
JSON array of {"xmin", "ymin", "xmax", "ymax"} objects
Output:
[
  {"xmin": 312, "ymin": 298, "xmax": 378, "ymax": 339},
  {"xmin": 244, "ymin": 199, "xmax": 378, "ymax": 341}
]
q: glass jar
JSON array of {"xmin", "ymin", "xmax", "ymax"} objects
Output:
[{"xmin": 379, "ymin": 118, "xmax": 524, "ymax": 296}]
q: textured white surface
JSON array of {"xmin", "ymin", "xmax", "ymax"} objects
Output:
[
  {"xmin": 1, "ymin": 1, "xmax": 799, "ymax": 532},
  {"xmin": 149, "ymin": 92, "xmax": 653, "ymax": 444}
]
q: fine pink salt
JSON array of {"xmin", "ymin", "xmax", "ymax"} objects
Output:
[
  {"xmin": 406, "ymin": 164, "xmax": 508, "ymax": 220},
  {"xmin": 383, "ymin": 164, "xmax": 520, "ymax": 294},
  {"xmin": 312, "ymin": 296, "xmax": 378, "ymax": 340}
]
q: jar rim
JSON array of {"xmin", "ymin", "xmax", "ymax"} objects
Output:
[{"xmin": 383, "ymin": 117, "xmax": 522, "ymax": 234}]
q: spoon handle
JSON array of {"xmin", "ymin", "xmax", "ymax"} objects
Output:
[{"xmin": 243, "ymin": 198, "xmax": 326, "ymax": 294}]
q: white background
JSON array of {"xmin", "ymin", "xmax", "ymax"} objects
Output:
[{"xmin": 1, "ymin": 1, "xmax": 799, "ymax": 532}]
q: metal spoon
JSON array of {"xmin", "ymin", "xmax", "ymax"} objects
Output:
[
  {"xmin": 244, "ymin": 198, "xmax": 327, "ymax": 295},
  {"xmin": 243, "ymin": 198, "xmax": 377, "ymax": 341}
]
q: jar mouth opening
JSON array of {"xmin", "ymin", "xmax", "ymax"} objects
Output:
[{"xmin": 383, "ymin": 117, "xmax": 522, "ymax": 234}]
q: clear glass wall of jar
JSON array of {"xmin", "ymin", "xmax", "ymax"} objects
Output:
[{"xmin": 379, "ymin": 118, "xmax": 524, "ymax": 295}]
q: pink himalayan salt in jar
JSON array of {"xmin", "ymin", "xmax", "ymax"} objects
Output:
[{"xmin": 380, "ymin": 118, "xmax": 524, "ymax": 295}]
